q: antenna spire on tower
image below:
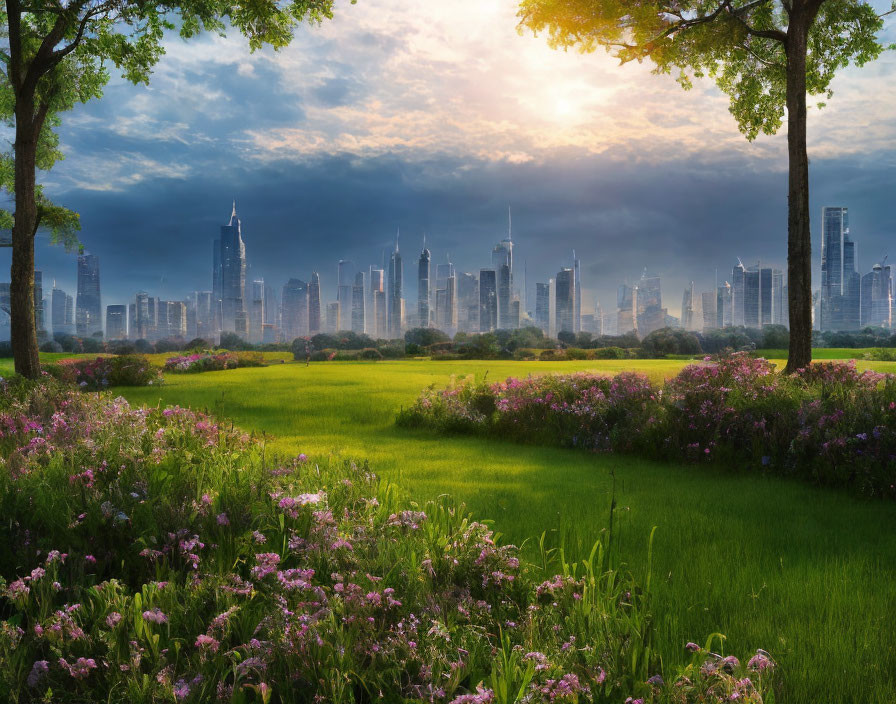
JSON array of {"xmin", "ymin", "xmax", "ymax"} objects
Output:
[{"xmin": 508, "ymin": 205, "xmax": 512, "ymax": 241}]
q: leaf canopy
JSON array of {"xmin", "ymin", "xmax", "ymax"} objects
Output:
[{"xmin": 518, "ymin": 0, "xmax": 890, "ymax": 139}]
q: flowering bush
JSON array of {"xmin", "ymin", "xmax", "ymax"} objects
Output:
[
  {"xmin": 164, "ymin": 351, "xmax": 265, "ymax": 373},
  {"xmin": 0, "ymin": 378, "xmax": 773, "ymax": 702},
  {"xmin": 399, "ymin": 354, "xmax": 896, "ymax": 498},
  {"xmin": 44, "ymin": 355, "xmax": 161, "ymax": 389}
]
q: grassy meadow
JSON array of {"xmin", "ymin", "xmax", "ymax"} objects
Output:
[{"xmin": 3, "ymin": 353, "xmax": 896, "ymax": 702}]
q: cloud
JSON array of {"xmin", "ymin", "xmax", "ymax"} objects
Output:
[{"xmin": 15, "ymin": 0, "xmax": 894, "ymax": 319}]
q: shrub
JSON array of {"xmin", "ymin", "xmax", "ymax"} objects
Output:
[
  {"xmin": 164, "ymin": 352, "xmax": 265, "ymax": 373},
  {"xmin": 0, "ymin": 380, "xmax": 773, "ymax": 703},
  {"xmin": 359, "ymin": 347, "xmax": 383, "ymax": 360},
  {"xmin": 400, "ymin": 353, "xmax": 896, "ymax": 498},
  {"xmin": 45, "ymin": 355, "xmax": 161, "ymax": 389}
]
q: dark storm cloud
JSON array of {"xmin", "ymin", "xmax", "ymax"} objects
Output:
[{"xmin": 22, "ymin": 148, "xmax": 896, "ymax": 317}]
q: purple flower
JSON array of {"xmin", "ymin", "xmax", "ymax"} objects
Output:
[
  {"xmin": 685, "ymin": 641, "xmax": 701, "ymax": 652},
  {"xmin": 106, "ymin": 611, "xmax": 122, "ymax": 628},
  {"xmin": 27, "ymin": 660, "xmax": 49, "ymax": 687},
  {"xmin": 195, "ymin": 634, "xmax": 220, "ymax": 652},
  {"xmin": 142, "ymin": 608, "xmax": 168, "ymax": 625},
  {"xmin": 59, "ymin": 657, "xmax": 97, "ymax": 680},
  {"xmin": 216, "ymin": 512, "xmax": 229, "ymax": 526},
  {"xmin": 647, "ymin": 674, "xmax": 664, "ymax": 686}
]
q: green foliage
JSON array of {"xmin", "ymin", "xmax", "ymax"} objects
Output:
[
  {"xmin": 640, "ymin": 327, "xmax": 703, "ymax": 357},
  {"xmin": 518, "ymin": 0, "xmax": 889, "ymax": 140},
  {"xmin": 108, "ymin": 356, "xmax": 896, "ymax": 703},
  {"xmin": 0, "ymin": 379, "xmax": 775, "ymax": 702},
  {"xmin": 405, "ymin": 326, "xmax": 451, "ymax": 347}
]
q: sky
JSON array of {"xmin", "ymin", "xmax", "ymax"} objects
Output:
[{"xmin": 4, "ymin": 0, "xmax": 896, "ymax": 319}]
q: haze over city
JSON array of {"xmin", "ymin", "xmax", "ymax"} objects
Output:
[{"xmin": 2, "ymin": 0, "xmax": 895, "ymax": 317}]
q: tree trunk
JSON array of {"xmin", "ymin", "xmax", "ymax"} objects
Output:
[
  {"xmin": 783, "ymin": 11, "xmax": 813, "ymax": 374},
  {"xmin": 10, "ymin": 104, "xmax": 41, "ymax": 379}
]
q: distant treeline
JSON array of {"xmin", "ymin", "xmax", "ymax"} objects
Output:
[{"xmin": 5, "ymin": 323, "xmax": 896, "ymax": 361}]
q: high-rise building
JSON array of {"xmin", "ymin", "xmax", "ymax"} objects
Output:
[
  {"xmin": 326, "ymin": 301, "xmax": 341, "ymax": 333},
  {"xmin": 158, "ymin": 301, "xmax": 186, "ymax": 339},
  {"xmin": 479, "ymin": 269, "xmax": 497, "ymax": 333},
  {"xmin": 417, "ymin": 243, "xmax": 431, "ymax": 328},
  {"xmin": 50, "ymin": 285, "xmax": 74, "ymax": 336},
  {"xmin": 352, "ymin": 271, "xmax": 366, "ymax": 333},
  {"xmin": 701, "ymin": 291, "xmax": 717, "ymax": 331},
  {"xmin": 308, "ymin": 272, "xmax": 322, "ymax": 335},
  {"xmin": 731, "ymin": 260, "xmax": 746, "ymax": 327},
  {"xmin": 76, "ymin": 252, "xmax": 102, "ymax": 338},
  {"xmin": 535, "ymin": 282, "xmax": 550, "ymax": 333},
  {"xmin": 106, "ymin": 305, "xmax": 127, "ymax": 340},
  {"xmin": 861, "ymin": 260, "xmax": 893, "ymax": 328},
  {"xmin": 717, "ymin": 282, "xmax": 732, "ymax": 328},
  {"xmin": 337, "ymin": 260, "xmax": 354, "ymax": 316},
  {"xmin": 370, "ymin": 268, "xmax": 386, "ymax": 338},
  {"xmin": 435, "ymin": 270, "xmax": 457, "ymax": 333},
  {"xmin": 636, "ymin": 271, "xmax": 665, "ymax": 337},
  {"xmin": 681, "ymin": 282, "xmax": 697, "ymax": 331},
  {"xmin": 194, "ymin": 291, "xmax": 213, "ymax": 341},
  {"xmin": 281, "ymin": 279, "xmax": 309, "ymax": 342},
  {"xmin": 133, "ymin": 291, "xmax": 153, "ymax": 340},
  {"xmin": 249, "ymin": 279, "xmax": 265, "ymax": 344},
  {"xmin": 617, "ymin": 284, "xmax": 637, "ymax": 334},
  {"xmin": 743, "ymin": 267, "xmax": 760, "ymax": 328},
  {"xmin": 218, "ymin": 202, "xmax": 247, "ymax": 336},
  {"xmin": 820, "ymin": 206, "xmax": 861, "ymax": 331},
  {"xmin": 388, "ymin": 233, "xmax": 403, "ymax": 339},
  {"xmin": 555, "ymin": 267, "xmax": 575, "ymax": 334},
  {"xmin": 492, "ymin": 213, "xmax": 514, "ymax": 329},
  {"xmin": 457, "ymin": 272, "xmax": 478, "ymax": 333}
]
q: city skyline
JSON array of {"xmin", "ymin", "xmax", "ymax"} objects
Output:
[
  {"xmin": 0, "ymin": 0, "xmax": 893, "ymax": 319},
  {"xmin": 8, "ymin": 201, "xmax": 892, "ymax": 343}
]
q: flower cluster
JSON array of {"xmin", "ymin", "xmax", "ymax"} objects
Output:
[
  {"xmin": 400, "ymin": 353, "xmax": 896, "ymax": 497},
  {"xmin": 44, "ymin": 354, "xmax": 161, "ymax": 389},
  {"xmin": 0, "ymin": 379, "xmax": 772, "ymax": 702},
  {"xmin": 163, "ymin": 351, "xmax": 265, "ymax": 374}
]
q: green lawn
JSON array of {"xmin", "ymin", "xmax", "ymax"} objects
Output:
[{"xmin": 4, "ymin": 355, "xmax": 896, "ymax": 702}]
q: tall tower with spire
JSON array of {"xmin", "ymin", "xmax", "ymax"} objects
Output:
[
  {"xmin": 308, "ymin": 271, "xmax": 322, "ymax": 335},
  {"xmin": 216, "ymin": 201, "xmax": 247, "ymax": 337},
  {"xmin": 492, "ymin": 207, "xmax": 515, "ymax": 329},
  {"xmin": 418, "ymin": 235, "xmax": 431, "ymax": 328},
  {"xmin": 388, "ymin": 229, "xmax": 403, "ymax": 338}
]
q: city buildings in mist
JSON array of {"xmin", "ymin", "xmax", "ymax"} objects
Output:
[{"xmin": 1, "ymin": 203, "xmax": 892, "ymax": 345}]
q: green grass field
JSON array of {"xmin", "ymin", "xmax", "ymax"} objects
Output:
[{"xmin": 4, "ymin": 354, "xmax": 896, "ymax": 702}]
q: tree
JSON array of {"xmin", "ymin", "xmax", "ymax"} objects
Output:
[
  {"xmin": 1, "ymin": 0, "xmax": 343, "ymax": 379},
  {"xmin": 519, "ymin": 0, "xmax": 893, "ymax": 372}
]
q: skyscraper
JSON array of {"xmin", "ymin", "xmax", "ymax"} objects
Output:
[
  {"xmin": 76, "ymin": 252, "xmax": 102, "ymax": 337},
  {"xmin": 555, "ymin": 267, "xmax": 575, "ymax": 334},
  {"xmin": 457, "ymin": 272, "xmax": 478, "ymax": 333},
  {"xmin": 731, "ymin": 260, "xmax": 746, "ymax": 327},
  {"xmin": 492, "ymin": 210, "xmax": 514, "ymax": 329},
  {"xmin": 326, "ymin": 301, "xmax": 341, "ymax": 333},
  {"xmin": 194, "ymin": 291, "xmax": 213, "ymax": 340},
  {"xmin": 636, "ymin": 271, "xmax": 665, "ymax": 337},
  {"xmin": 861, "ymin": 260, "xmax": 892, "ymax": 328},
  {"xmin": 337, "ymin": 260, "xmax": 354, "ymax": 315},
  {"xmin": 370, "ymin": 268, "xmax": 386, "ymax": 338},
  {"xmin": 51, "ymin": 285, "xmax": 74, "ymax": 336},
  {"xmin": 417, "ymin": 242, "xmax": 431, "ymax": 328},
  {"xmin": 681, "ymin": 282, "xmax": 697, "ymax": 331},
  {"xmin": 249, "ymin": 279, "xmax": 265, "ymax": 344},
  {"xmin": 434, "ymin": 258, "xmax": 456, "ymax": 333},
  {"xmin": 535, "ymin": 282, "xmax": 550, "ymax": 332},
  {"xmin": 218, "ymin": 202, "xmax": 247, "ymax": 337},
  {"xmin": 281, "ymin": 278, "xmax": 309, "ymax": 342},
  {"xmin": 701, "ymin": 291, "xmax": 717, "ymax": 331},
  {"xmin": 820, "ymin": 206, "xmax": 861, "ymax": 331},
  {"xmin": 106, "ymin": 305, "xmax": 127, "ymax": 339},
  {"xmin": 388, "ymin": 233, "xmax": 403, "ymax": 339},
  {"xmin": 479, "ymin": 269, "xmax": 497, "ymax": 332},
  {"xmin": 617, "ymin": 284, "xmax": 637, "ymax": 334},
  {"xmin": 352, "ymin": 271, "xmax": 366, "ymax": 333},
  {"xmin": 308, "ymin": 272, "xmax": 322, "ymax": 335}
]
